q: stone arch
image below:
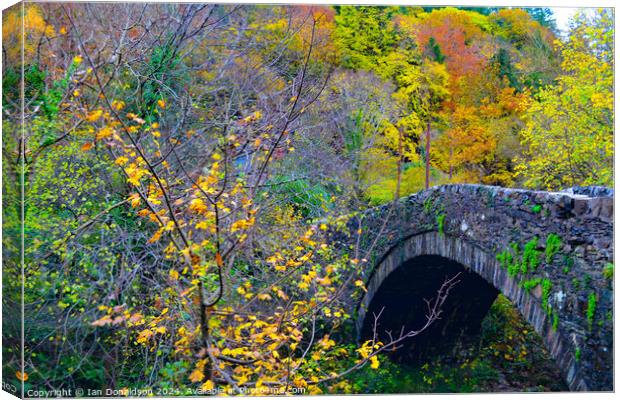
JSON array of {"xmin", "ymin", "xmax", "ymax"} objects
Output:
[{"xmin": 356, "ymin": 231, "xmax": 588, "ymax": 391}]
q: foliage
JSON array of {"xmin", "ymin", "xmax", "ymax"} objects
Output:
[
  {"xmin": 603, "ymin": 263, "xmax": 613, "ymax": 280},
  {"xmin": 575, "ymin": 348, "xmax": 581, "ymax": 363},
  {"xmin": 497, "ymin": 248, "xmax": 513, "ymax": 272},
  {"xmin": 2, "ymin": 4, "xmax": 55, "ymax": 63},
  {"xmin": 436, "ymin": 213, "xmax": 446, "ymax": 235},
  {"xmin": 563, "ymin": 255, "xmax": 574, "ymax": 274},
  {"xmin": 267, "ymin": 176, "xmax": 333, "ymax": 219},
  {"xmin": 477, "ymin": 295, "xmax": 566, "ymax": 391},
  {"xmin": 515, "ymin": 9, "xmax": 613, "ymax": 189},
  {"xmin": 587, "ymin": 292, "xmax": 597, "ymax": 329},
  {"xmin": 545, "ymin": 233, "xmax": 562, "ymax": 263},
  {"xmin": 364, "ymin": 162, "xmax": 437, "ymax": 205},
  {"xmin": 521, "ymin": 278, "xmax": 541, "ymax": 293},
  {"xmin": 347, "ymin": 294, "xmax": 566, "ymax": 393},
  {"xmin": 334, "ymin": 6, "xmax": 398, "ymax": 70},
  {"xmin": 345, "ymin": 353, "xmax": 498, "ymax": 393},
  {"xmin": 521, "ymin": 237, "xmax": 540, "ymax": 274}
]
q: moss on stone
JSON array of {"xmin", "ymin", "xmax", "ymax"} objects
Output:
[
  {"xmin": 587, "ymin": 292, "xmax": 597, "ymax": 329},
  {"xmin": 545, "ymin": 233, "xmax": 562, "ymax": 263},
  {"xmin": 520, "ymin": 277, "xmax": 542, "ymax": 292},
  {"xmin": 603, "ymin": 263, "xmax": 613, "ymax": 280},
  {"xmin": 521, "ymin": 237, "xmax": 540, "ymax": 274},
  {"xmin": 436, "ymin": 213, "xmax": 446, "ymax": 236}
]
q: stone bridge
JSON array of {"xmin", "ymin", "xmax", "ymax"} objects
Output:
[{"xmin": 338, "ymin": 184, "xmax": 613, "ymax": 391}]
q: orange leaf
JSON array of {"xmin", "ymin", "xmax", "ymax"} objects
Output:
[
  {"xmin": 147, "ymin": 230, "xmax": 162, "ymax": 244},
  {"xmin": 91, "ymin": 315, "xmax": 113, "ymax": 327},
  {"xmin": 81, "ymin": 142, "xmax": 94, "ymax": 151},
  {"xmin": 16, "ymin": 371, "xmax": 28, "ymax": 381},
  {"xmin": 189, "ymin": 368, "xmax": 204, "ymax": 383},
  {"xmin": 215, "ymin": 252, "xmax": 223, "ymax": 267},
  {"xmin": 86, "ymin": 109, "xmax": 103, "ymax": 122}
]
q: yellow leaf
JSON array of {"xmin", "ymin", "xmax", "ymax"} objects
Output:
[
  {"xmin": 370, "ymin": 355, "xmax": 380, "ymax": 369},
  {"xmin": 136, "ymin": 329, "xmax": 153, "ymax": 344},
  {"xmin": 201, "ymin": 380, "xmax": 214, "ymax": 391},
  {"xmin": 189, "ymin": 198, "xmax": 208, "ymax": 214},
  {"xmin": 157, "ymin": 99, "xmax": 166, "ymax": 108},
  {"xmin": 355, "ymin": 280, "xmax": 367, "ymax": 292},
  {"xmin": 237, "ymin": 374, "xmax": 248, "ymax": 386},
  {"xmin": 169, "ymin": 269, "xmax": 179, "ymax": 281},
  {"xmin": 129, "ymin": 194, "xmax": 141, "ymax": 208},
  {"xmin": 189, "ymin": 368, "xmax": 205, "ymax": 383},
  {"xmin": 112, "ymin": 100, "xmax": 125, "ymax": 111},
  {"xmin": 207, "ymin": 318, "xmax": 221, "ymax": 329},
  {"xmin": 86, "ymin": 109, "xmax": 103, "ymax": 122},
  {"xmin": 73, "ymin": 55, "xmax": 83, "ymax": 64},
  {"xmin": 147, "ymin": 230, "xmax": 162, "ymax": 244},
  {"xmin": 115, "ymin": 156, "xmax": 129, "ymax": 166},
  {"xmin": 96, "ymin": 126, "xmax": 114, "ymax": 140}
]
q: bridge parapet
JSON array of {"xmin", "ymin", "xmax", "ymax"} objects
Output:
[{"xmin": 343, "ymin": 184, "xmax": 613, "ymax": 391}]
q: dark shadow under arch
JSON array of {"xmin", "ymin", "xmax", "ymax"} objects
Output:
[
  {"xmin": 356, "ymin": 232, "xmax": 587, "ymax": 390},
  {"xmin": 360, "ymin": 255, "xmax": 499, "ymax": 364}
]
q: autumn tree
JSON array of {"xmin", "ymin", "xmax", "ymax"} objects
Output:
[
  {"xmin": 5, "ymin": 4, "xmax": 458, "ymax": 395},
  {"xmin": 515, "ymin": 9, "xmax": 614, "ymax": 189},
  {"xmin": 333, "ymin": 6, "xmax": 398, "ymax": 70}
]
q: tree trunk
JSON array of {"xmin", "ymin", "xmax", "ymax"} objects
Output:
[{"xmin": 395, "ymin": 127, "xmax": 403, "ymax": 201}]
